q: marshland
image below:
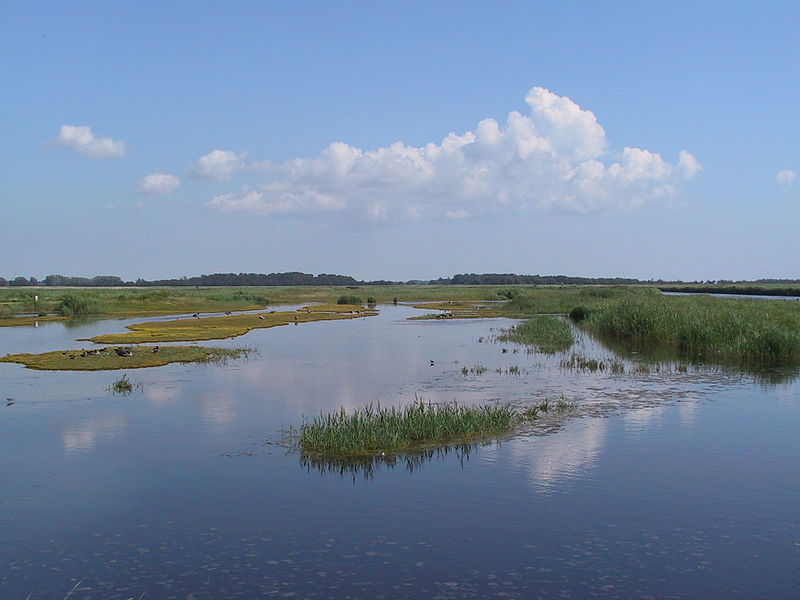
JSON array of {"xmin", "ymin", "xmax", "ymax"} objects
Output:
[{"xmin": 1, "ymin": 284, "xmax": 799, "ymax": 598}]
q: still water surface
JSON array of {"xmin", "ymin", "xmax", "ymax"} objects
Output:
[{"xmin": 1, "ymin": 305, "xmax": 798, "ymax": 599}]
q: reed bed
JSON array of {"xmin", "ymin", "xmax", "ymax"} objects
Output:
[
  {"xmin": 300, "ymin": 399, "xmax": 518, "ymax": 456},
  {"xmin": 584, "ymin": 295, "xmax": 800, "ymax": 366},
  {"xmin": 498, "ymin": 315, "xmax": 575, "ymax": 353}
]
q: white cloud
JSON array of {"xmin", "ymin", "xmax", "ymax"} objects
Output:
[
  {"xmin": 191, "ymin": 149, "xmax": 246, "ymax": 180},
  {"xmin": 138, "ymin": 172, "xmax": 181, "ymax": 196},
  {"xmin": 206, "ymin": 87, "xmax": 700, "ymax": 221},
  {"xmin": 776, "ymin": 169, "xmax": 796, "ymax": 187},
  {"xmin": 47, "ymin": 125, "xmax": 126, "ymax": 158}
]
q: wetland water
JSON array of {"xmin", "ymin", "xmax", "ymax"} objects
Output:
[{"xmin": 1, "ymin": 305, "xmax": 798, "ymax": 599}]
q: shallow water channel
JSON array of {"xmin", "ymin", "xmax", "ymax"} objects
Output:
[{"xmin": 1, "ymin": 305, "xmax": 799, "ymax": 599}]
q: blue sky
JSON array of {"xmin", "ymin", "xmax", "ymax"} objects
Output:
[{"xmin": 2, "ymin": 1, "xmax": 798, "ymax": 282}]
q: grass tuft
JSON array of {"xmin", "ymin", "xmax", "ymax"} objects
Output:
[
  {"xmin": 109, "ymin": 374, "xmax": 134, "ymax": 394},
  {"xmin": 300, "ymin": 398, "xmax": 518, "ymax": 456}
]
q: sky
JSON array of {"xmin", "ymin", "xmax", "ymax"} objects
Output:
[{"xmin": 2, "ymin": 1, "xmax": 798, "ymax": 282}]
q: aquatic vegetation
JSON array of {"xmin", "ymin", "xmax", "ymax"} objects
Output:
[
  {"xmin": 298, "ymin": 393, "xmax": 585, "ymax": 457},
  {"xmin": 560, "ymin": 353, "xmax": 626, "ymax": 373},
  {"xmin": 299, "ymin": 399, "xmax": 518, "ymax": 456},
  {"xmin": 0, "ymin": 345, "xmax": 254, "ymax": 371},
  {"xmin": 497, "ymin": 316, "xmax": 574, "ymax": 354},
  {"xmin": 584, "ymin": 295, "xmax": 800, "ymax": 366},
  {"xmin": 108, "ymin": 374, "xmax": 134, "ymax": 394},
  {"xmin": 461, "ymin": 363, "xmax": 487, "ymax": 375}
]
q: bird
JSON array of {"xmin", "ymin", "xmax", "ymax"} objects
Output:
[
  {"xmin": 430, "ymin": 360, "xmax": 435, "ymax": 366},
  {"xmin": 5, "ymin": 398, "xmax": 14, "ymax": 407},
  {"xmin": 152, "ymin": 346, "xmax": 160, "ymax": 354},
  {"xmin": 193, "ymin": 313, "xmax": 200, "ymax": 318},
  {"xmin": 258, "ymin": 315, "xmax": 265, "ymax": 320}
]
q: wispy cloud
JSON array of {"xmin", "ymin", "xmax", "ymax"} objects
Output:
[
  {"xmin": 206, "ymin": 87, "xmax": 700, "ymax": 222},
  {"xmin": 191, "ymin": 149, "xmax": 247, "ymax": 180},
  {"xmin": 138, "ymin": 172, "xmax": 181, "ymax": 196},
  {"xmin": 47, "ymin": 125, "xmax": 126, "ymax": 158},
  {"xmin": 776, "ymin": 169, "xmax": 796, "ymax": 187}
]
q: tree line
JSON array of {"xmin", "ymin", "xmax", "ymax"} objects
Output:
[{"xmin": 2, "ymin": 272, "xmax": 798, "ymax": 288}]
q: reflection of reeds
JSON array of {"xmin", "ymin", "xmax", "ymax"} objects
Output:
[
  {"xmin": 300, "ymin": 397, "xmax": 516, "ymax": 456},
  {"xmin": 301, "ymin": 444, "xmax": 476, "ymax": 480}
]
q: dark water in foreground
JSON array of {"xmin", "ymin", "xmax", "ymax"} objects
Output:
[{"xmin": 1, "ymin": 306, "xmax": 798, "ymax": 599}]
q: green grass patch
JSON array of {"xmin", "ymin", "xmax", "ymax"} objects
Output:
[
  {"xmin": 498, "ymin": 316, "xmax": 575, "ymax": 354},
  {"xmin": 300, "ymin": 400, "xmax": 518, "ymax": 456}
]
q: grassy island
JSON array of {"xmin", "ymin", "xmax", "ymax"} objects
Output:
[
  {"xmin": 300, "ymin": 400, "xmax": 522, "ymax": 456},
  {"xmin": 0, "ymin": 345, "xmax": 252, "ymax": 371},
  {"xmin": 84, "ymin": 304, "xmax": 377, "ymax": 344}
]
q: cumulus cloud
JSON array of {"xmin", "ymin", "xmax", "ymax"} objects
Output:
[
  {"xmin": 776, "ymin": 169, "xmax": 796, "ymax": 187},
  {"xmin": 191, "ymin": 149, "xmax": 247, "ymax": 180},
  {"xmin": 138, "ymin": 172, "xmax": 181, "ymax": 196},
  {"xmin": 47, "ymin": 125, "xmax": 126, "ymax": 158},
  {"xmin": 206, "ymin": 87, "xmax": 700, "ymax": 221}
]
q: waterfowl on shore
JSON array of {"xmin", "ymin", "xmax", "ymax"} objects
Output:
[
  {"xmin": 114, "ymin": 347, "xmax": 133, "ymax": 357},
  {"xmin": 258, "ymin": 315, "xmax": 265, "ymax": 320},
  {"xmin": 152, "ymin": 346, "xmax": 160, "ymax": 354}
]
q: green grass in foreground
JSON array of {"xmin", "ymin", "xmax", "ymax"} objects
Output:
[
  {"xmin": 498, "ymin": 315, "xmax": 575, "ymax": 353},
  {"xmin": 299, "ymin": 398, "xmax": 573, "ymax": 456},
  {"xmin": 583, "ymin": 295, "xmax": 800, "ymax": 366}
]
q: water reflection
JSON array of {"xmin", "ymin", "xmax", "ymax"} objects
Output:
[
  {"xmin": 62, "ymin": 414, "xmax": 127, "ymax": 452},
  {"xmin": 143, "ymin": 383, "xmax": 176, "ymax": 406},
  {"xmin": 301, "ymin": 443, "xmax": 477, "ymax": 481},
  {"xmin": 623, "ymin": 405, "xmax": 666, "ymax": 429},
  {"xmin": 505, "ymin": 419, "xmax": 608, "ymax": 493},
  {"xmin": 198, "ymin": 391, "xmax": 238, "ymax": 432}
]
